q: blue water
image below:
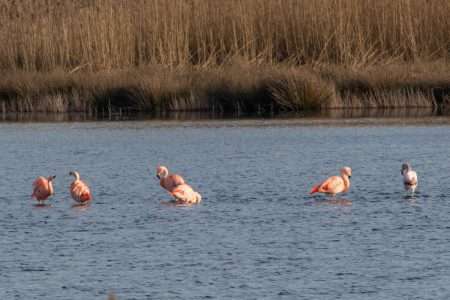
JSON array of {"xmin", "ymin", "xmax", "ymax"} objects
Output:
[{"xmin": 1, "ymin": 119, "xmax": 450, "ymax": 299}]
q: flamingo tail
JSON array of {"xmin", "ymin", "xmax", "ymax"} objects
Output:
[
  {"xmin": 80, "ymin": 192, "xmax": 91, "ymax": 202},
  {"xmin": 310, "ymin": 185, "xmax": 320, "ymax": 194}
]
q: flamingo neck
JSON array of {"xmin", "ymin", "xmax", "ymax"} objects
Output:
[
  {"xmin": 72, "ymin": 172, "xmax": 80, "ymax": 181},
  {"xmin": 402, "ymin": 164, "xmax": 412, "ymax": 176},
  {"xmin": 161, "ymin": 169, "xmax": 169, "ymax": 178},
  {"xmin": 48, "ymin": 181, "xmax": 54, "ymax": 195},
  {"xmin": 342, "ymin": 175, "xmax": 351, "ymax": 191}
]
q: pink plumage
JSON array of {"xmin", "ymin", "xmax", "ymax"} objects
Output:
[
  {"xmin": 310, "ymin": 167, "xmax": 352, "ymax": 196},
  {"xmin": 69, "ymin": 171, "xmax": 92, "ymax": 204},
  {"xmin": 32, "ymin": 175, "xmax": 55, "ymax": 202},
  {"xmin": 156, "ymin": 165, "xmax": 201, "ymax": 205},
  {"xmin": 171, "ymin": 184, "xmax": 202, "ymax": 204}
]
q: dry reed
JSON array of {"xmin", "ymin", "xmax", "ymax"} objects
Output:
[
  {"xmin": 0, "ymin": 0, "xmax": 449, "ymax": 112},
  {"xmin": 1, "ymin": 0, "xmax": 449, "ymax": 71},
  {"xmin": 0, "ymin": 64, "xmax": 334, "ymax": 113},
  {"xmin": 2, "ymin": 62, "xmax": 449, "ymax": 113}
]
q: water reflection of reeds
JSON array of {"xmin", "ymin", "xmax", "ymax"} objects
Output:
[{"xmin": 2, "ymin": 108, "xmax": 449, "ymax": 125}]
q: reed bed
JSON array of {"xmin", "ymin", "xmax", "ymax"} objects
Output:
[
  {"xmin": 0, "ymin": 0, "xmax": 449, "ymax": 112},
  {"xmin": 1, "ymin": 62, "xmax": 448, "ymax": 113},
  {"xmin": 0, "ymin": 64, "xmax": 333, "ymax": 113},
  {"xmin": 1, "ymin": 0, "xmax": 449, "ymax": 70}
]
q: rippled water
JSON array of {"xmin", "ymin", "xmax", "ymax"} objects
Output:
[{"xmin": 1, "ymin": 118, "xmax": 450, "ymax": 299}]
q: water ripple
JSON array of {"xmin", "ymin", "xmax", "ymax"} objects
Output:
[{"xmin": 0, "ymin": 123, "xmax": 450, "ymax": 299}]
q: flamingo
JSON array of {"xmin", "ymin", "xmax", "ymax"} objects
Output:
[
  {"xmin": 69, "ymin": 171, "xmax": 92, "ymax": 204},
  {"xmin": 310, "ymin": 166, "xmax": 352, "ymax": 196},
  {"xmin": 156, "ymin": 166, "xmax": 185, "ymax": 192},
  {"xmin": 31, "ymin": 175, "xmax": 56, "ymax": 203},
  {"xmin": 156, "ymin": 166, "xmax": 201, "ymax": 205},
  {"xmin": 401, "ymin": 162, "xmax": 418, "ymax": 192}
]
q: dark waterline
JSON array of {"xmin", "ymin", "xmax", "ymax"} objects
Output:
[
  {"xmin": 1, "ymin": 114, "xmax": 450, "ymax": 299},
  {"xmin": 1, "ymin": 107, "xmax": 450, "ymax": 124}
]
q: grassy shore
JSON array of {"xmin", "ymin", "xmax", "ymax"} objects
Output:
[
  {"xmin": 1, "ymin": 62, "xmax": 449, "ymax": 114},
  {"xmin": 0, "ymin": 0, "xmax": 449, "ymax": 113}
]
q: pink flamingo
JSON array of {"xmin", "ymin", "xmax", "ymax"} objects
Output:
[
  {"xmin": 310, "ymin": 166, "xmax": 352, "ymax": 196},
  {"xmin": 401, "ymin": 162, "xmax": 418, "ymax": 192},
  {"xmin": 156, "ymin": 166, "xmax": 185, "ymax": 191},
  {"xmin": 31, "ymin": 175, "xmax": 56, "ymax": 203},
  {"xmin": 69, "ymin": 171, "xmax": 92, "ymax": 204},
  {"xmin": 156, "ymin": 166, "xmax": 201, "ymax": 204}
]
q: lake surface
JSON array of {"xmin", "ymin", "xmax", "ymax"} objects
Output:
[{"xmin": 1, "ymin": 117, "xmax": 450, "ymax": 299}]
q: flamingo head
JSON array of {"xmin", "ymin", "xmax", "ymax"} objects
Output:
[
  {"xmin": 156, "ymin": 166, "xmax": 169, "ymax": 179},
  {"xmin": 340, "ymin": 166, "xmax": 352, "ymax": 178},
  {"xmin": 401, "ymin": 162, "xmax": 411, "ymax": 175},
  {"xmin": 69, "ymin": 171, "xmax": 80, "ymax": 181},
  {"xmin": 47, "ymin": 175, "xmax": 56, "ymax": 181}
]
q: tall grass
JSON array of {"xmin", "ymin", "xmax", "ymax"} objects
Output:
[
  {"xmin": 2, "ymin": 62, "xmax": 448, "ymax": 113},
  {"xmin": 0, "ymin": 64, "xmax": 334, "ymax": 113},
  {"xmin": 0, "ymin": 0, "xmax": 449, "ymax": 71},
  {"xmin": 0, "ymin": 0, "xmax": 449, "ymax": 113}
]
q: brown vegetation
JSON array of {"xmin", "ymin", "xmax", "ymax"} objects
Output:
[
  {"xmin": 0, "ymin": 63, "xmax": 334, "ymax": 113},
  {"xmin": 0, "ymin": 0, "xmax": 449, "ymax": 113}
]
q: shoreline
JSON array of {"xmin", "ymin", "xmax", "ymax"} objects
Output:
[
  {"xmin": 3, "ymin": 108, "xmax": 450, "ymax": 126},
  {"xmin": 0, "ymin": 63, "xmax": 448, "ymax": 114}
]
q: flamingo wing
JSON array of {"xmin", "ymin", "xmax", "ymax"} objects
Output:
[
  {"xmin": 32, "ymin": 177, "xmax": 45, "ymax": 187},
  {"xmin": 71, "ymin": 181, "xmax": 92, "ymax": 203},
  {"xmin": 79, "ymin": 184, "xmax": 92, "ymax": 201},
  {"xmin": 404, "ymin": 171, "xmax": 418, "ymax": 185},
  {"xmin": 171, "ymin": 184, "xmax": 200, "ymax": 204},
  {"xmin": 32, "ymin": 177, "xmax": 50, "ymax": 200},
  {"xmin": 168, "ymin": 174, "xmax": 185, "ymax": 186},
  {"xmin": 318, "ymin": 176, "xmax": 344, "ymax": 194},
  {"xmin": 161, "ymin": 174, "xmax": 185, "ymax": 191}
]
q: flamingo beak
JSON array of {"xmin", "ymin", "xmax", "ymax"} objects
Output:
[
  {"xmin": 348, "ymin": 175, "xmax": 352, "ymax": 178},
  {"xmin": 156, "ymin": 175, "xmax": 160, "ymax": 179},
  {"xmin": 51, "ymin": 175, "xmax": 56, "ymax": 180}
]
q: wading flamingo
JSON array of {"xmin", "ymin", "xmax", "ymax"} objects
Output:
[
  {"xmin": 310, "ymin": 166, "xmax": 352, "ymax": 196},
  {"xmin": 69, "ymin": 171, "xmax": 92, "ymax": 204},
  {"xmin": 31, "ymin": 175, "xmax": 55, "ymax": 203},
  {"xmin": 156, "ymin": 166, "xmax": 201, "ymax": 205},
  {"xmin": 156, "ymin": 166, "xmax": 185, "ymax": 192},
  {"xmin": 401, "ymin": 162, "xmax": 418, "ymax": 192}
]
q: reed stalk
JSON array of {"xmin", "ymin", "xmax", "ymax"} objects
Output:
[{"xmin": 0, "ymin": 0, "xmax": 448, "ymax": 113}]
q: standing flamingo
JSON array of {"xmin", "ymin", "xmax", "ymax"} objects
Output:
[
  {"xmin": 31, "ymin": 175, "xmax": 56, "ymax": 203},
  {"xmin": 310, "ymin": 166, "xmax": 352, "ymax": 196},
  {"xmin": 69, "ymin": 171, "xmax": 92, "ymax": 204},
  {"xmin": 401, "ymin": 162, "xmax": 418, "ymax": 192},
  {"xmin": 156, "ymin": 166, "xmax": 201, "ymax": 205}
]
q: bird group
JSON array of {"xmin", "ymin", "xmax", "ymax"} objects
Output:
[
  {"xmin": 309, "ymin": 162, "xmax": 418, "ymax": 196},
  {"xmin": 31, "ymin": 171, "xmax": 92, "ymax": 205},
  {"xmin": 31, "ymin": 163, "xmax": 418, "ymax": 205}
]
